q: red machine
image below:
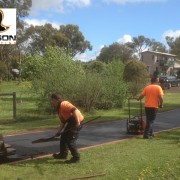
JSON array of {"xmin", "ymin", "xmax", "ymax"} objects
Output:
[{"xmin": 127, "ymin": 98, "xmax": 146, "ymax": 135}]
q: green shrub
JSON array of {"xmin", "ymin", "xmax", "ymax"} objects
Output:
[
  {"xmin": 27, "ymin": 47, "xmax": 128, "ymax": 112},
  {"xmin": 123, "ymin": 60, "xmax": 149, "ymax": 96}
]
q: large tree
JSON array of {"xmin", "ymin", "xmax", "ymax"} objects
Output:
[
  {"xmin": 96, "ymin": 42, "xmax": 133, "ymax": 64},
  {"xmin": 24, "ymin": 24, "xmax": 92, "ymax": 57},
  {"xmin": 59, "ymin": 24, "xmax": 92, "ymax": 57},
  {"xmin": 126, "ymin": 35, "xmax": 152, "ymax": 60},
  {"xmin": 166, "ymin": 36, "xmax": 180, "ymax": 59},
  {"xmin": 126, "ymin": 35, "xmax": 168, "ymax": 59},
  {"xmin": 149, "ymin": 39, "xmax": 167, "ymax": 52},
  {"xmin": 24, "ymin": 24, "xmax": 62, "ymax": 55}
]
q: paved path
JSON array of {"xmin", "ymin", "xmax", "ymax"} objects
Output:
[{"xmin": 2, "ymin": 109, "xmax": 180, "ymax": 162}]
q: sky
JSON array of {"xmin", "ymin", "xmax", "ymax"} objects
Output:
[{"xmin": 24, "ymin": 0, "xmax": 180, "ymax": 61}]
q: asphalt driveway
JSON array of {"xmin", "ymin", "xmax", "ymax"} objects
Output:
[{"xmin": 2, "ymin": 108, "xmax": 180, "ymax": 163}]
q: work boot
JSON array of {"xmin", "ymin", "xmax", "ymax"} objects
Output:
[
  {"xmin": 52, "ymin": 153, "xmax": 67, "ymax": 159},
  {"xmin": 65, "ymin": 157, "xmax": 80, "ymax": 164}
]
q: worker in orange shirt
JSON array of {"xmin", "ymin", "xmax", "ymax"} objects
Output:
[
  {"xmin": 51, "ymin": 93, "xmax": 84, "ymax": 163},
  {"xmin": 137, "ymin": 77, "xmax": 164, "ymax": 139}
]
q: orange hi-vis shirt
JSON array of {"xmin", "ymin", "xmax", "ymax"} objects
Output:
[
  {"xmin": 141, "ymin": 84, "xmax": 164, "ymax": 108},
  {"xmin": 58, "ymin": 101, "xmax": 84, "ymax": 122}
]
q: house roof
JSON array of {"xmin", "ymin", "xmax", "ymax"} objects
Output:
[{"xmin": 141, "ymin": 50, "xmax": 177, "ymax": 57}]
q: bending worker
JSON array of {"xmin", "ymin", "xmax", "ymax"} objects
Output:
[
  {"xmin": 137, "ymin": 77, "xmax": 164, "ymax": 139},
  {"xmin": 51, "ymin": 92, "xmax": 84, "ymax": 163}
]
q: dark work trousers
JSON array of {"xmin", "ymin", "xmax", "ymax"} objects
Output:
[
  {"xmin": 144, "ymin": 107, "xmax": 158, "ymax": 138},
  {"xmin": 60, "ymin": 116, "xmax": 82, "ymax": 159}
]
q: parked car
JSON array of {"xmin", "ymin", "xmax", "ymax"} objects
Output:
[{"xmin": 159, "ymin": 76, "xmax": 180, "ymax": 89}]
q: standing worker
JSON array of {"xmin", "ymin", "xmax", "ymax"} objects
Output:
[
  {"xmin": 137, "ymin": 77, "xmax": 164, "ymax": 139},
  {"xmin": 51, "ymin": 92, "xmax": 84, "ymax": 163}
]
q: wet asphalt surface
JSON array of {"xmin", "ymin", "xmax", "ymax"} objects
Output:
[{"xmin": 1, "ymin": 108, "xmax": 180, "ymax": 163}]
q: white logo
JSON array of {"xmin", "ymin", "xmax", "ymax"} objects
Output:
[{"xmin": 0, "ymin": 8, "xmax": 16, "ymax": 44}]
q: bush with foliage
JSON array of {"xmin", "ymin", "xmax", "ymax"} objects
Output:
[
  {"xmin": 27, "ymin": 46, "xmax": 84, "ymax": 111},
  {"xmin": 24, "ymin": 46, "xmax": 128, "ymax": 112},
  {"xmin": 96, "ymin": 60, "xmax": 128, "ymax": 109},
  {"xmin": 123, "ymin": 60, "xmax": 149, "ymax": 96}
]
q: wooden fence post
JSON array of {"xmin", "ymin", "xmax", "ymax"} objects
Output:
[
  {"xmin": 13, "ymin": 92, "xmax": 16, "ymax": 119},
  {"xmin": 0, "ymin": 92, "xmax": 17, "ymax": 120}
]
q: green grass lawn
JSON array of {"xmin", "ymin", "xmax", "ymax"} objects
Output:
[
  {"xmin": 0, "ymin": 129, "xmax": 179, "ymax": 180},
  {"xmin": 0, "ymin": 82, "xmax": 180, "ymax": 179}
]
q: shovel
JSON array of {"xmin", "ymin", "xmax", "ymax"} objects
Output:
[
  {"xmin": 32, "ymin": 135, "xmax": 60, "ymax": 144},
  {"xmin": 32, "ymin": 116, "xmax": 101, "ymax": 144}
]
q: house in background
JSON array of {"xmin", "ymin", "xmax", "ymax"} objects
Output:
[
  {"xmin": 174, "ymin": 59, "xmax": 180, "ymax": 75},
  {"xmin": 141, "ymin": 50, "xmax": 180, "ymax": 77}
]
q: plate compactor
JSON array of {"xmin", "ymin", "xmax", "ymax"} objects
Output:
[
  {"xmin": 0, "ymin": 134, "xmax": 16, "ymax": 160},
  {"xmin": 127, "ymin": 98, "xmax": 146, "ymax": 135}
]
